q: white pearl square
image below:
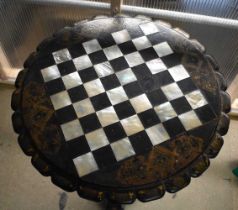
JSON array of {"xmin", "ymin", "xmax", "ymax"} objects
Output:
[
  {"xmin": 116, "ymin": 68, "xmax": 137, "ymax": 85},
  {"xmin": 50, "ymin": 91, "xmax": 71, "ymax": 110},
  {"xmin": 94, "ymin": 62, "xmax": 114, "ymax": 78},
  {"xmin": 132, "ymin": 36, "xmax": 152, "ymax": 50},
  {"xmin": 185, "ymin": 90, "xmax": 208, "ymax": 109},
  {"xmin": 61, "ymin": 119, "xmax": 84, "ymax": 141},
  {"xmin": 73, "ymin": 152, "xmax": 98, "ymax": 177},
  {"xmin": 139, "ymin": 22, "xmax": 159, "ymax": 35},
  {"xmin": 84, "ymin": 79, "xmax": 105, "ymax": 97},
  {"xmin": 178, "ymin": 110, "xmax": 202, "ymax": 130},
  {"xmin": 154, "ymin": 102, "xmax": 177, "ymax": 122},
  {"xmin": 146, "ymin": 124, "xmax": 170, "ymax": 146},
  {"xmin": 112, "ymin": 29, "xmax": 131, "ymax": 44},
  {"xmin": 146, "ymin": 58, "xmax": 167, "ymax": 74},
  {"xmin": 121, "ymin": 115, "xmax": 144, "ymax": 136},
  {"xmin": 73, "ymin": 55, "xmax": 92, "ymax": 71},
  {"xmin": 161, "ymin": 83, "xmax": 184, "ymax": 101},
  {"xmin": 103, "ymin": 45, "xmax": 123, "ymax": 60},
  {"xmin": 96, "ymin": 106, "xmax": 119, "ymax": 127},
  {"xmin": 41, "ymin": 65, "xmax": 60, "ymax": 82},
  {"xmin": 153, "ymin": 42, "xmax": 173, "ymax": 57},
  {"xmin": 85, "ymin": 128, "xmax": 109, "ymax": 151},
  {"xmin": 83, "ymin": 39, "xmax": 102, "ymax": 54},
  {"xmin": 106, "ymin": 86, "xmax": 128, "ymax": 105},
  {"xmin": 73, "ymin": 98, "xmax": 94, "ymax": 118},
  {"xmin": 52, "ymin": 48, "xmax": 72, "ymax": 64},
  {"xmin": 125, "ymin": 52, "xmax": 144, "ymax": 67},
  {"xmin": 62, "ymin": 72, "xmax": 82, "ymax": 89},
  {"xmin": 168, "ymin": 65, "xmax": 190, "ymax": 82},
  {"xmin": 111, "ymin": 138, "xmax": 135, "ymax": 161},
  {"xmin": 130, "ymin": 94, "xmax": 152, "ymax": 113}
]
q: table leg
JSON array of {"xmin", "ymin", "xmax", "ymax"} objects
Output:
[{"xmin": 106, "ymin": 200, "xmax": 124, "ymax": 210}]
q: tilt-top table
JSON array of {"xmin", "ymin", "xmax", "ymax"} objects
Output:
[{"xmin": 11, "ymin": 15, "xmax": 230, "ymax": 210}]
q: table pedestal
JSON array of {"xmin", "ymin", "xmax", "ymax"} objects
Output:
[{"xmin": 106, "ymin": 201, "xmax": 123, "ymax": 210}]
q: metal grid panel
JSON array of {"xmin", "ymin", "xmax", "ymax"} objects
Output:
[{"xmin": 123, "ymin": 0, "xmax": 238, "ymax": 20}]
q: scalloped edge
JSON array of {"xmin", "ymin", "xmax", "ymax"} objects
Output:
[{"xmin": 11, "ymin": 15, "xmax": 231, "ymax": 204}]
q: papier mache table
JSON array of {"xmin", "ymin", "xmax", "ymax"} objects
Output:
[{"xmin": 11, "ymin": 15, "xmax": 231, "ymax": 210}]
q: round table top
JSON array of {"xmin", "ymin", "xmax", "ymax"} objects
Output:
[{"xmin": 12, "ymin": 15, "xmax": 230, "ymax": 203}]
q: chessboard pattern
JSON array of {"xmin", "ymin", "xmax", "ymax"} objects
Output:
[{"xmin": 40, "ymin": 21, "xmax": 217, "ymax": 178}]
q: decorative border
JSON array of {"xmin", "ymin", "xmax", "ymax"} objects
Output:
[{"xmin": 11, "ymin": 15, "xmax": 231, "ymax": 204}]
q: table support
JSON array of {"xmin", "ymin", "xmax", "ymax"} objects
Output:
[
  {"xmin": 106, "ymin": 200, "xmax": 124, "ymax": 210},
  {"xmin": 111, "ymin": 0, "xmax": 123, "ymax": 16}
]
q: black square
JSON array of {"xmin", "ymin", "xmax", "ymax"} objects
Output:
[
  {"xmin": 57, "ymin": 60, "xmax": 77, "ymax": 76},
  {"xmin": 68, "ymin": 43, "xmax": 86, "ymax": 58},
  {"xmin": 170, "ymin": 97, "xmax": 192, "ymax": 115},
  {"xmin": 56, "ymin": 105, "xmax": 77, "ymax": 124},
  {"xmin": 147, "ymin": 32, "xmax": 167, "ymax": 45},
  {"xmin": 93, "ymin": 146, "xmax": 117, "ymax": 168},
  {"xmin": 45, "ymin": 78, "xmax": 65, "ymax": 95},
  {"xmin": 110, "ymin": 57, "xmax": 129, "ymax": 72},
  {"xmin": 68, "ymin": 85, "xmax": 88, "ymax": 103},
  {"xmin": 127, "ymin": 26, "xmax": 145, "ymax": 39},
  {"xmin": 132, "ymin": 64, "xmax": 152, "ymax": 81},
  {"xmin": 98, "ymin": 33, "xmax": 116, "ymax": 48},
  {"xmin": 90, "ymin": 93, "xmax": 111, "ymax": 111},
  {"xmin": 100, "ymin": 74, "xmax": 121, "ymax": 90},
  {"xmin": 129, "ymin": 131, "xmax": 153, "ymax": 154},
  {"xmin": 88, "ymin": 50, "xmax": 107, "ymax": 65},
  {"xmin": 195, "ymin": 105, "xmax": 216, "ymax": 123},
  {"xmin": 163, "ymin": 117, "xmax": 186, "ymax": 138},
  {"xmin": 138, "ymin": 76, "xmax": 156, "ymax": 93},
  {"xmin": 146, "ymin": 89, "xmax": 167, "ymax": 106},
  {"xmin": 160, "ymin": 53, "xmax": 182, "ymax": 68},
  {"xmin": 138, "ymin": 109, "xmax": 160, "ymax": 128},
  {"xmin": 35, "ymin": 54, "xmax": 55, "ymax": 70},
  {"xmin": 104, "ymin": 122, "xmax": 127, "ymax": 143},
  {"xmin": 67, "ymin": 136, "xmax": 90, "ymax": 159},
  {"xmin": 78, "ymin": 67, "xmax": 98, "ymax": 83},
  {"xmin": 80, "ymin": 113, "xmax": 101, "ymax": 133},
  {"xmin": 139, "ymin": 47, "xmax": 158, "ymax": 62},
  {"xmin": 118, "ymin": 41, "xmax": 137, "ymax": 55},
  {"xmin": 123, "ymin": 81, "xmax": 143, "ymax": 98},
  {"xmin": 113, "ymin": 101, "xmax": 135, "ymax": 119},
  {"xmin": 153, "ymin": 70, "xmax": 174, "ymax": 88},
  {"xmin": 177, "ymin": 78, "xmax": 197, "ymax": 94}
]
